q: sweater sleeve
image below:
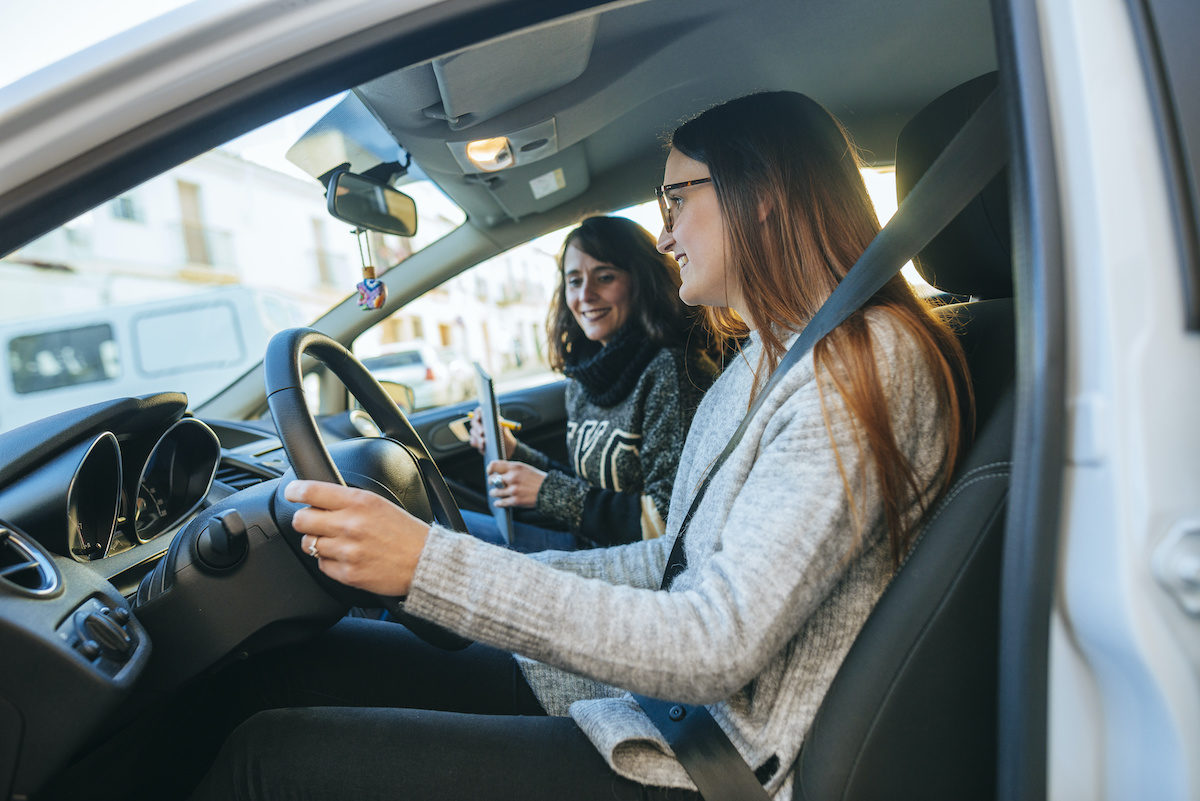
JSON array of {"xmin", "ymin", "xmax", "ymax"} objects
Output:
[
  {"xmin": 537, "ymin": 353, "xmax": 692, "ymax": 545},
  {"xmin": 405, "ymin": 335, "xmax": 944, "ymax": 703},
  {"xmin": 509, "ymin": 440, "xmax": 573, "ymax": 475}
]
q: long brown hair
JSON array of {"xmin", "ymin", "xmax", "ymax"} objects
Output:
[
  {"xmin": 546, "ymin": 215, "xmax": 698, "ymax": 369},
  {"xmin": 670, "ymin": 91, "xmax": 973, "ymax": 565}
]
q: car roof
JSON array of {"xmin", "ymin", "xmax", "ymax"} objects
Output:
[
  {"xmin": 286, "ymin": 0, "xmax": 997, "ymax": 233},
  {"xmin": 0, "ymin": 0, "xmax": 996, "ymax": 257}
]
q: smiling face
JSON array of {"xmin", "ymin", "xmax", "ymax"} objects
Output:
[
  {"xmin": 656, "ymin": 148, "xmax": 743, "ymax": 317},
  {"xmin": 562, "ymin": 245, "xmax": 633, "ymax": 345}
]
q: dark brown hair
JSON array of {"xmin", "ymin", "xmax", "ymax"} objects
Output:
[
  {"xmin": 546, "ymin": 215, "xmax": 697, "ymax": 369},
  {"xmin": 670, "ymin": 91, "xmax": 973, "ymax": 565}
]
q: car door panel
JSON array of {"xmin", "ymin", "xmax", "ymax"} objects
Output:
[{"xmin": 407, "ymin": 380, "xmax": 569, "ymax": 514}]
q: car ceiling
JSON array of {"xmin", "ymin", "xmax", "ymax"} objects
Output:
[{"xmin": 290, "ymin": 0, "xmax": 996, "ymax": 231}]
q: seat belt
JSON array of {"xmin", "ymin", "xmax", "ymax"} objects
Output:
[{"xmin": 632, "ymin": 87, "xmax": 1008, "ymax": 801}]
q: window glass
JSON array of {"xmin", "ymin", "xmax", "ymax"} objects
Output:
[
  {"xmin": 353, "ymin": 168, "xmax": 923, "ymax": 414},
  {"xmin": 0, "ymin": 92, "xmax": 465, "ymax": 431},
  {"xmin": 132, "ymin": 300, "xmax": 245, "ymax": 375},
  {"xmin": 8, "ymin": 323, "xmax": 120, "ymax": 394},
  {"xmin": 355, "ymin": 228, "xmax": 569, "ymax": 411}
]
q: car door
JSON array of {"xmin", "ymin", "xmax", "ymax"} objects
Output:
[{"xmin": 406, "ymin": 379, "xmax": 570, "ymax": 515}]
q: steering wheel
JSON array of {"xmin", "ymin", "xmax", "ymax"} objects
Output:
[{"xmin": 264, "ymin": 327, "xmax": 471, "ymax": 649}]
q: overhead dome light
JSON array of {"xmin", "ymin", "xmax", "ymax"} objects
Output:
[{"xmin": 465, "ymin": 137, "xmax": 514, "ymax": 172}]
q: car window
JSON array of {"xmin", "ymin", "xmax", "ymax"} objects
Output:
[
  {"xmin": 363, "ymin": 351, "xmax": 424, "ymax": 370},
  {"xmin": 0, "ymin": 92, "xmax": 466, "ymax": 432},
  {"xmin": 8, "ymin": 323, "xmax": 120, "ymax": 395},
  {"xmin": 354, "ymin": 225, "xmax": 567, "ymax": 411},
  {"xmin": 353, "ymin": 167, "xmax": 927, "ymax": 416}
]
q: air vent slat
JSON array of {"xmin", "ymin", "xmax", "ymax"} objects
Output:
[
  {"xmin": 0, "ymin": 559, "xmax": 37, "ymax": 577},
  {"xmin": 0, "ymin": 526, "xmax": 61, "ymax": 597},
  {"xmin": 213, "ymin": 459, "xmax": 278, "ymax": 492}
]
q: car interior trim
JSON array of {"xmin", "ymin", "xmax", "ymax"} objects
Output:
[{"xmin": 991, "ymin": 1, "xmax": 1068, "ymax": 799}]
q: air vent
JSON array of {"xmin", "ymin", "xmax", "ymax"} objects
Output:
[
  {"xmin": 0, "ymin": 526, "xmax": 61, "ymax": 598},
  {"xmin": 213, "ymin": 458, "xmax": 278, "ymax": 491}
]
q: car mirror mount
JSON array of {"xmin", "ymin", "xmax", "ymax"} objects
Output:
[{"xmin": 325, "ymin": 167, "xmax": 418, "ymax": 238}]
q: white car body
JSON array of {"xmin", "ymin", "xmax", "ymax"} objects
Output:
[{"xmin": 0, "ymin": 0, "xmax": 1196, "ymax": 799}]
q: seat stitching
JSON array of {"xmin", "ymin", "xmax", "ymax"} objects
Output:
[{"xmin": 900, "ymin": 463, "xmax": 1010, "ymax": 568}]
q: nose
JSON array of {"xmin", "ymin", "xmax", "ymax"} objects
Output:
[
  {"xmin": 579, "ymin": 273, "xmax": 598, "ymax": 298},
  {"xmin": 656, "ymin": 226, "xmax": 674, "ymax": 254}
]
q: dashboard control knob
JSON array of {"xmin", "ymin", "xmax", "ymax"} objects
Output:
[
  {"xmin": 82, "ymin": 612, "xmax": 133, "ymax": 657},
  {"xmin": 109, "ymin": 606, "xmax": 131, "ymax": 625},
  {"xmin": 195, "ymin": 509, "xmax": 249, "ymax": 570},
  {"xmin": 79, "ymin": 639, "xmax": 101, "ymax": 660}
]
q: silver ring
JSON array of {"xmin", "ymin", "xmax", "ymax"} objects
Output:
[
  {"xmin": 307, "ymin": 538, "xmax": 320, "ymax": 559},
  {"xmin": 489, "ymin": 474, "xmax": 506, "ymax": 490}
]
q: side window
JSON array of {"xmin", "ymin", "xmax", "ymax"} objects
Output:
[
  {"xmin": 8, "ymin": 323, "xmax": 121, "ymax": 394},
  {"xmin": 355, "ymin": 234, "xmax": 567, "ymax": 412},
  {"xmin": 350, "ymin": 178, "xmax": 924, "ymax": 416},
  {"xmin": 132, "ymin": 300, "xmax": 246, "ymax": 375}
]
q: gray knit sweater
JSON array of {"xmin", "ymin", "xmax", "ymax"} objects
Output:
[{"xmin": 405, "ymin": 310, "xmax": 947, "ymax": 796}]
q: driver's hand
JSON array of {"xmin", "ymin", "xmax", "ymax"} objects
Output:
[
  {"xmin": 468, "ymin": 408, "xmax": 518, "ymax": 457},
  {"xmin": 286, "ymin": 480, "xmax": 428, "ymax": 596},
  {"xmin": 486, "ymin": 460, "xmax": 546, "ymax": 508}
]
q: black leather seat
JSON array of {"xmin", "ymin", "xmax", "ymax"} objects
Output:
[{"xmin": 794, "ymin": 72, "xmax": 1013, "ymax": 801}]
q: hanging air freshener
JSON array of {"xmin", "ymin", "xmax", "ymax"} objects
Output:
[{"xmin": 353, "ymin": 227, "xmax": 387, "ymax": 310}]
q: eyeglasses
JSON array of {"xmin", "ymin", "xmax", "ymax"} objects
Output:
[{"xmin": 653, "ymin": 177, "xmax": 713, "ymax": 233}]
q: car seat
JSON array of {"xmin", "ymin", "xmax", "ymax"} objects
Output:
[{"xmin": 794, "ymin": 71, "xmax": 1013, "ymax": 801}]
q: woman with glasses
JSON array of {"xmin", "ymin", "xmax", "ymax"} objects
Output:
[
  {"xmin": 461, "ymin": 215, "xmax": 718, "ymax": 553},
  {"xmin": 191, "ymin": 91, "xmax": 971, "ymax": 801}
]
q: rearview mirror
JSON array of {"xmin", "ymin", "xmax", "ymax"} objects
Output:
[{"xmin": 326, "ymin": 169, "xmax": 418, "ymax": 237}]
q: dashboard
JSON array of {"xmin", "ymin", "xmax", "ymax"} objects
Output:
[{"xmin": 0, "ymin": 392, "xmax": 355, "ymax": 799}]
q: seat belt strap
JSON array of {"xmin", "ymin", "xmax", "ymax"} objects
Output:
[{"xmin": 634, "ymin": 87, "xmax": 1008, "ymax": 801}]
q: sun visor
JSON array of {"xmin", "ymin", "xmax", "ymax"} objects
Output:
[
  {"xmin": 285, "ymin": 93, "xmax": 406, "ymax": 181},
  {"xmin": 425, "ymin": 15, "xmax": 597, "ymax": 131}
]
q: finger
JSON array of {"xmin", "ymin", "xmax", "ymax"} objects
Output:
[
  {"xmin": 292, "ymin": 505, "xmax": 358, "ymax": 539},
  {"xmin": 285, "ymin": 480, "xmax": 362, "ymax": 510},
  {"xmin": 300, "ymin": 534, "xmax": 320, "ymax": 557},
  {"xmin": 486, "ymin": 460, "xmax": 515, "ymax": 475},
  {"xmin": 315, "ymin": 556, "xmax": 355, "ymax": 585}
]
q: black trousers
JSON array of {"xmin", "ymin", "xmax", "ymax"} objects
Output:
[{"xmin": 189, "ymin": 617, "xmax": 700, "ymax": 801}]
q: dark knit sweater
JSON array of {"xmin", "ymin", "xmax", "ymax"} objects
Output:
[{"xmin": 512, "ymin": 346, "xmax": 710, "ymax": 546}]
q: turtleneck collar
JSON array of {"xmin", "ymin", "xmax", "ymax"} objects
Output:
[{"xmin": 562, "ymin": 324, "xmax": 660, "ymax": 407}]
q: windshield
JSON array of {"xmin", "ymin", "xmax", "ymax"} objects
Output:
[{"xmin": 0, "ymin": 92, "xmax": 465, "ymax": 433}]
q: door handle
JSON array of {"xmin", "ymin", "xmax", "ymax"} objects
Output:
[{"xmin": 447, "ymin": 415, "xmax": 472, "ymax": 443}]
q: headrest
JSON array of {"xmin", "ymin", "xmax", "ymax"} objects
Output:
[{"xmin": 896, "ymin": 72, "xmax": 1012, "ymax": 299}]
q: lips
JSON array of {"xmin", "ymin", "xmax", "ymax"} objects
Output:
[
  {"xmin": 580, "ymin": 308, "xmax": 610, "ymax": 321},
  {"xmin": 676, "ymin": 253, "xmax": 689, "ymax": 268}
]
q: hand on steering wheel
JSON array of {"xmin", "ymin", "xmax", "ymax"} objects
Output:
[
  {"xmin": 265, "ymin": 328, "xmax": 471, "ymax": 649},
  {"xmin": 287, "ymin": 480, "xmax": 427, "ymax": 597}
]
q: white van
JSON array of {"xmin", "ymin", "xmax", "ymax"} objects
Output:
[{"xmin": 0, "ymin": 287, "xmax": 304, "ymax": 432}]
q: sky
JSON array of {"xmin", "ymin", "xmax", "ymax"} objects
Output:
[{"xmin": 0, "ymin": 0, "xmax": 193, "ymax": 91}]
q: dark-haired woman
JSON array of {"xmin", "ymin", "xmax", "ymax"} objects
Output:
[
  {"xmin": 192, "ymin": 91, "xmax": 972, "ymax": 801},
  {"xmin": 462, "ymin": 215, "xmax": 717, "ymax": 553}
]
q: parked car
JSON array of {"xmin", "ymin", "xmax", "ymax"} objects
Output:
[
  {"xmin": 360, "ymin": 341, "xmax": 472, "ymax": 410},
  {"xmin": 0, "ymin": 287, "xmax": 306, "ymax": 432},
  {"xmin": 0, "ymin": 0, "xmax": 1196, "ymax": 800}
]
